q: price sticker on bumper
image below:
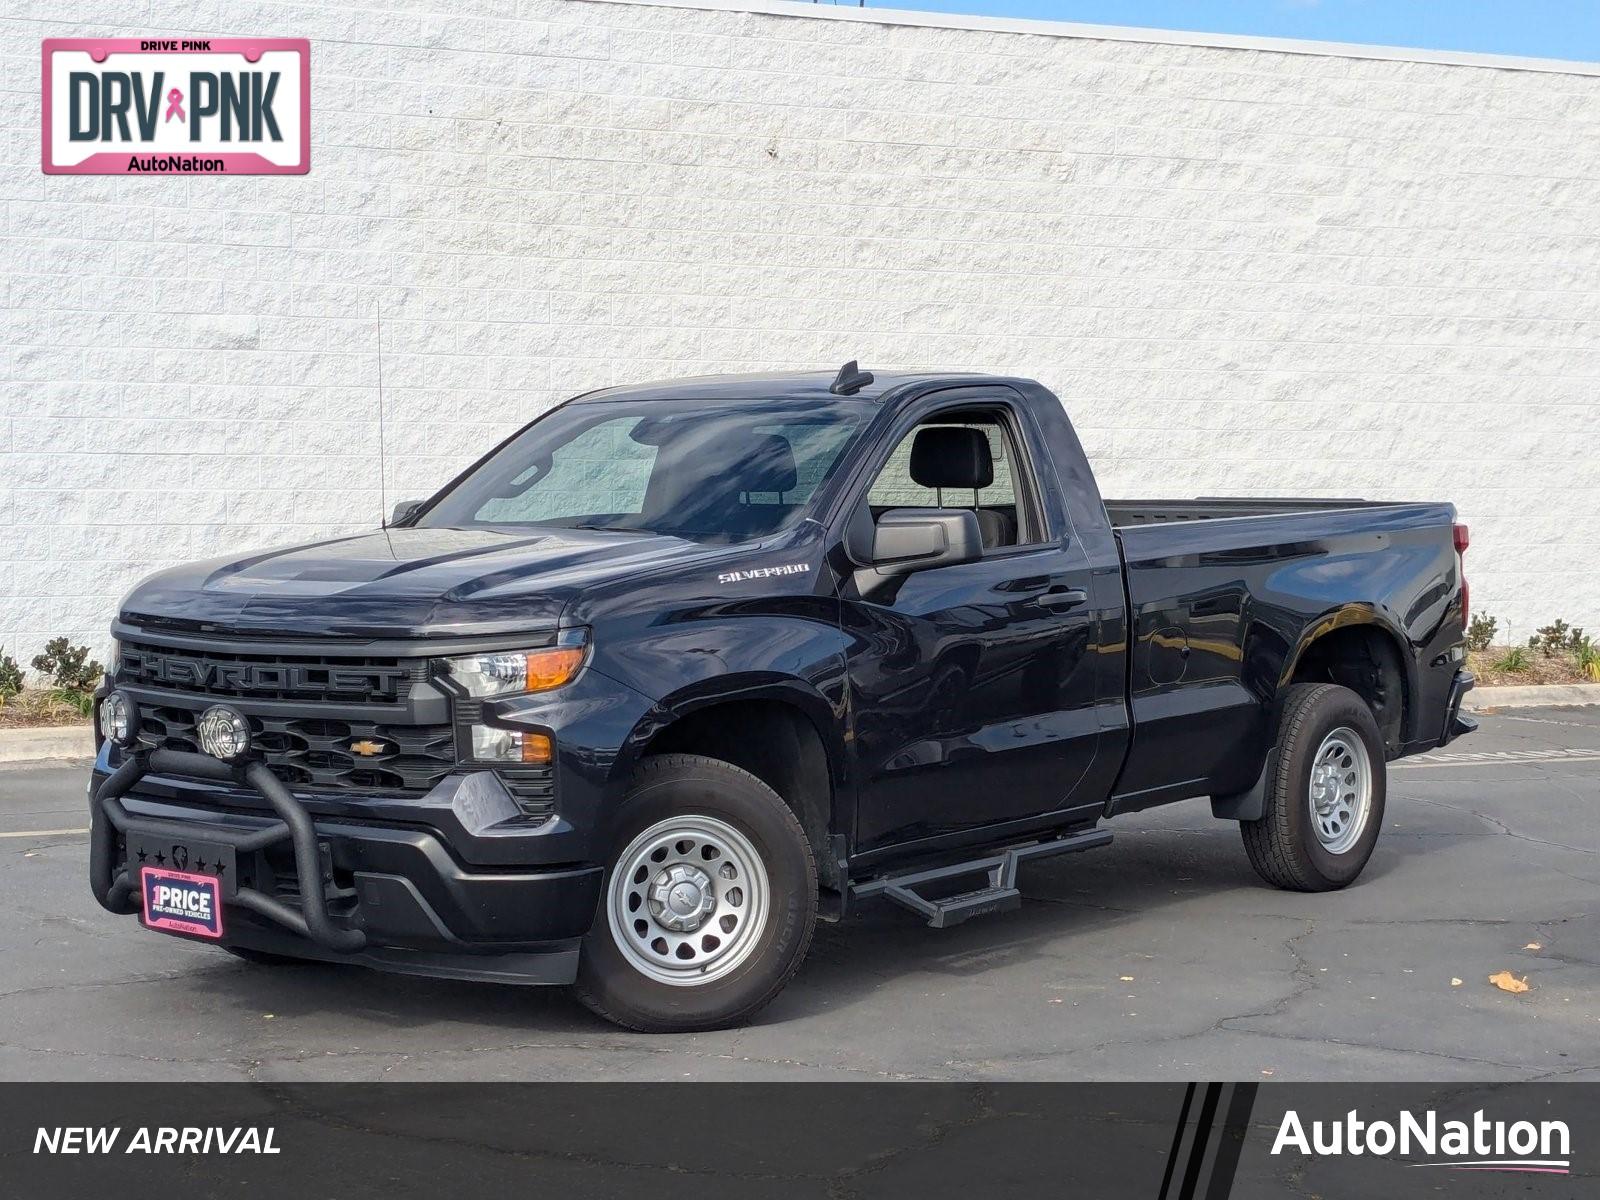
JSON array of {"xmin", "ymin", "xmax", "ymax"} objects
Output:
[{"xmin": 141, "ymin": 867, "xmax": 224, "ymax": 939}]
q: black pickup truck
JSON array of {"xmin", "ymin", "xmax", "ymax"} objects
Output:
[{"xmin": 88, "ymin": 365, "xmax": 1476, "ymax": 1031}]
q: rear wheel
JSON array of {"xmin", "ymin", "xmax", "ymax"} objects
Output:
[
  {"xmin": 1242, "ymin": 683, "xmax": 1386, "ymax": 892},
  {"xmin": 572, "ymin": 754, "xmax": 817, "ymax": 1032}
]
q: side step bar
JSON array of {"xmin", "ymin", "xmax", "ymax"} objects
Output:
[{"xmin": 851, "ymin": 829, "xmax": 1113, "ymax": 929}]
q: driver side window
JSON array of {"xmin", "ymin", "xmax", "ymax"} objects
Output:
[{"xmin": 866, "ymin": 409, "xmax": 1035, "ymax": 552}]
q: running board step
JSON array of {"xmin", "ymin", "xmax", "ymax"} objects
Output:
[{"xmin": 852, "ymin": 829, "xmax": 1113, "ymax": 929}]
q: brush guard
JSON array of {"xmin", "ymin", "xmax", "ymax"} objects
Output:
[{"xmin": 90, "ymin": 748, "xmax": 368, "ymax": 953}]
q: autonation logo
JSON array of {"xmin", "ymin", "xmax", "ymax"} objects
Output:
[{"xmin": 1272, "ymin": 1109, "xmax": 1571, "ymax": 1175}]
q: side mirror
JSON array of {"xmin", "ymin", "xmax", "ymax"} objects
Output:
[
  {"xmin": 387, "ymin": 499, "xmax": 424, "ymax": 527},
  {"xmin": 869, "ymin": 508, "xmax": 983, "ymax": 577}
]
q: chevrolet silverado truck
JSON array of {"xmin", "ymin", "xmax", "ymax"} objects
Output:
[{"xmin": 89, "ymin": 364, "xmax": 1476, "ymax": 1031}]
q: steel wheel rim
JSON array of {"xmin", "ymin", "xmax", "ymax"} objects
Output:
[
  {"xmin": 1307, "ymin": 726, "xmax": 1372, "ymax": 854},
  {"xmin": 606, "ymin": 814, "xmax": 769, "ymax": 987}
]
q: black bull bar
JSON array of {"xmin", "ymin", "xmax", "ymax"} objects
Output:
[{"xmin": 91, "ymin": 748, "xmax": 368, "ymax": 953}]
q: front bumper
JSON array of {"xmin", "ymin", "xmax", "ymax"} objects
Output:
[{"xmin": 90, "ymin": 748, "xmax": 602, "ymax": 985}]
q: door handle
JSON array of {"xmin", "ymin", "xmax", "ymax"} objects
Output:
[{"xmin": 1037, "ymin": 587, "xmax": 1088, "ymax": 610}]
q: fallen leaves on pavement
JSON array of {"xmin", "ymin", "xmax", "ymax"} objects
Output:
[{"xmin": 1488, "ymin": 971, "xmax": 1531, "ymax": 995}]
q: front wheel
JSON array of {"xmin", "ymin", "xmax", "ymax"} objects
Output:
[
  {"xmin": 1242, "ymin": 683, "xmax": 1386, "ymax": 892},
  {"xmin": 572, "ymin": 754, "xmax": 817, "ymax": 1033}
]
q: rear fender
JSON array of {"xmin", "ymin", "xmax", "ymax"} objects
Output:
[{"xmin": 1280, "ymin": 605, "xmax": 1419, "ymax": 747}]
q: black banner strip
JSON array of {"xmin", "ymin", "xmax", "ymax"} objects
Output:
[
  {"xmin": 1178, "ymin": 1082, "xmax": 1223, "ymax": 1200},
  {"xmin": 1158, "ymin": 1082, "xmax": 1198, "ymax": 1200},
  {"xmin": 5, "ymin": 1082, "xmax": 1594, "ymax": 1199},
  {"xmin": 1204, "ymin": 1083, "xmax": 1258, "ymax": 1200}
]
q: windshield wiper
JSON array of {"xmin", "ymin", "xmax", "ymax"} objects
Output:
[{"xmin": 567, "ymin": 522, "xmax": 656, "ymax": 535}]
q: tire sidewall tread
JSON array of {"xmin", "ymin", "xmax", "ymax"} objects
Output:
[
  {"xmin": 572, "ymin": 753, "xmax": 817, "ymax": 1033},
  {"xmin": 1242, "ymin": 683, "xmax": 1386, "ymax": 893}
]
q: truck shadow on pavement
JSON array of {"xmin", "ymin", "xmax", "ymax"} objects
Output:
[{"xmin": 172, "ymin": 812, "xmax": 1428, "ymax": 1040}]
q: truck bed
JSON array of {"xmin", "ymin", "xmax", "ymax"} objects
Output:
[
  {"xmin": 1101, "ymin": 495, "xmax": 1461, "ymax": 808},
  {"xmin": 1104, "ymin": 497, "xmax": 1383, "ymax": 527}
]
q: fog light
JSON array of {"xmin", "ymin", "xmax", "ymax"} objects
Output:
[
  {"xmin": 98, "ymin": 690, "xmax": 137, "ymax": 747},
  {"xmin": 196, "ymin": 705, "xmax": 252, "ymax": 762},
  {"xmin": 470, "ymin": 725, "xmax": 552, "ymax": 764}
]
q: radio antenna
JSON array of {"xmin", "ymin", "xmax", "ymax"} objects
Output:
[{"xmin": 376, "ymin": 299, "xmax": 388, "ymax": 525}]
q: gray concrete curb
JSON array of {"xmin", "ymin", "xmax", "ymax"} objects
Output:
[
  {"xmin": 1464, "ymin": 684, "xmax": 1600, "ymax": 711},
  {"xmin": 0, "ymin": 725, "xmax": 94, "ymax": 764}
]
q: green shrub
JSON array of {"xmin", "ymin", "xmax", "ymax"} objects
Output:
[
  {"xmin": 49, "ymin": 688, "xmax": 97, "ymax": 718},
  {"xmin": 0, "ymin": 649, "xmax": 23, "ymax": 701},
  {"xmin": 31, "ymin": 638, "xmax": 103, "ymax": 694},
  {"xmin": 1528, "ymin": 619, "xmax": 1586, "ymax": 656},
  {"xmin": 1498, "ymin": 646, "xmax": 1531, "ymax": 673},
  {"xmin": 1579, "ymin": 639, "xmax": 1600, "ymax": 683},
  {"xmin": 1466, "ymin": 614, "xmax": 1497, "ymax": 652}
]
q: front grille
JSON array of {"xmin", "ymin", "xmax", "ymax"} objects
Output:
[
  {"xmin": 138, "ymin": 706, "xmax": 458, "ymax": 793},
  {"xmin": 114, "ymin": 634, "xmax": 557, "ymax": 813},
  {"xmin": 118, "ymin": 640, "xmax": 417, "ymax": 706}
]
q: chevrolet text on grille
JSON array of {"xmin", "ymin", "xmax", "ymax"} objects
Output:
[{"xmin": 122, "ymin": 648, "xmax": 407, "ymax": 699}]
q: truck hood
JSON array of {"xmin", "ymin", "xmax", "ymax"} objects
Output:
[{"xmin": 119, "ymin": 527, "xmax": 726, "ymax": 639}]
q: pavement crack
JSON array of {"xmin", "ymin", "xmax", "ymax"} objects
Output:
[
  {"xmin": 1212, "ymin": 1026, "xmax": 1545, "ymax": 1074},
  {"xmin": 0, "ymin": 969, "xmax": 198, "ymax": 1003},
  {"xmin": 1406, "ymin": 794, "xmax": 1599, "ymax": 856}
]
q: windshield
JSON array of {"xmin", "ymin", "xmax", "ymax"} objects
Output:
[{"xmin": 416, "ymin": 398, "xmax": 871, "ymax": 542}]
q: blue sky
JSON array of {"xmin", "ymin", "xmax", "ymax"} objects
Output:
[{"xmin": 851, "ymin": 2, "xmax": 1600, "ymax": 62}]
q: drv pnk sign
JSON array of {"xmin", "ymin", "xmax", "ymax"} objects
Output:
[{"xmin": 42, "ymin": 38, "xmax": 309, "ymax": 175}]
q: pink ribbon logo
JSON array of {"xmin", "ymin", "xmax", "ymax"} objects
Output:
[{"xmin": 164, "ymin": 87, "xmax": 185, "ymax": 123}]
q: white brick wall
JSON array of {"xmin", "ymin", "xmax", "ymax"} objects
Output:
[{"xmin": 4, "ymin": 0, "xmax": 1599, "ymax": 669}]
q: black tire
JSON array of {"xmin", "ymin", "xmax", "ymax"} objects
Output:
[
  {"xmin": 572, "ymin": 754, "xmax": 817, "ymax": 1033},
  {"xmin": 224, "ymin": 946, "xmax": 317, "ymax": 967},
  {"xmin": 1242, "ymin": 683, "xmax": 1386, "ymax": 892}
]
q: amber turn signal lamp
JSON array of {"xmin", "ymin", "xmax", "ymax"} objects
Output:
[
  {"xmin": 521, "ymin": 732, "xmax": 554, "ymax": 764},
  {"xmin": 524, "ymin": 646, "xmax": 585, "ymax": 692}
]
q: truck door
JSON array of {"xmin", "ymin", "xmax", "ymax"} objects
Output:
[{"xmin": 840, "ymin": 391, "xmax": 1110, "ymax": 857}]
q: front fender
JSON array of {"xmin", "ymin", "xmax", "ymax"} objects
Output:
[{"xmin": 612, "ymin": 671, "xmax": 848, "ymax": 792}]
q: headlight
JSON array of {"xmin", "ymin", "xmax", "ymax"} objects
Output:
[
  {"xmin": 443, "ymin": 634, "xmax": 587, "ymax": 698},
  {"xmin": 98, "ymin": 690, "xmax": 138, "ymax": 747}
]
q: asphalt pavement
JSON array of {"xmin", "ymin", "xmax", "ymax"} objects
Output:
[{"xmin": 1, "ymin": 706, "xmax": 1596, "ymax": 1082}]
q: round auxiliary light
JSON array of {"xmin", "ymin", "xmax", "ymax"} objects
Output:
[
  {"xmin": 196, "ymin": 705, "xmax": 252, "ymax": 763},
  {"xmin": 98, "ymin": 690, "xmax": 138, "ymax": 748}
]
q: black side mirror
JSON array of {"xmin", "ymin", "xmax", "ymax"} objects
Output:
[
  {"xmin": 869, "ymin": 508, "xmax": 983, "ymax": 576},
  {"xmin": 387, "ymin": 499, "xmax": 424, "ymax": 527}
]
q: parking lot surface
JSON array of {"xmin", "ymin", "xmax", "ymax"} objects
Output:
[{"xmin": 2, "ymin": 706, "xmax": 1596, "ymax": 1082}]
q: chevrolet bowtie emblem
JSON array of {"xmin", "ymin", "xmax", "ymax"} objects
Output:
[{"xmin": 349, "ymin": 739, "xmax": 386, "ymax": 757}]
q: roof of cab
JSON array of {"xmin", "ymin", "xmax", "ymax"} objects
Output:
[{"xmin": 569, "ymin": 369, "xmax": 1001, "ymax": 406}]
